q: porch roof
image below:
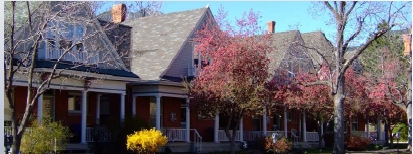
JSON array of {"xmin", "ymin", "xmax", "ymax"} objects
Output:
[{"xmin": 13, "ymin": 59, "xmax": 140, "ymax": 78}]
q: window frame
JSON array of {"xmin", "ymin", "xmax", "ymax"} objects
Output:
[{"xmin": 68, "ymin": 92, "xmax": 82, "ymax": 114}]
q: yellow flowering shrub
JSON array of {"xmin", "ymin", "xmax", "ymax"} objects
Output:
[{"xmin": 126, "ymin": 128, "xmax": 168, "ymax": 154}]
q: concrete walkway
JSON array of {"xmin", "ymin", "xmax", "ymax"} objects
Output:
[{"xmin": 347, "ymin": 149, "xmax": 410, "ymax": 154}]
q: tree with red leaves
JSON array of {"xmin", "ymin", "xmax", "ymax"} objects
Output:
[
  {"xmin": 184, "ymin": 7, "xmax": 274, "ymax": 154},
  {"xmin": 280, "ymin": 65, "xmax": 369, "ymax": 149},
  {"xmin": 361, "ymin": 31, "xmax": 410, "ymax": 146}
]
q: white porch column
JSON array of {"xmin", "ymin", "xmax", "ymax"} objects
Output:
[
  {"xmin": 321, "ymin": 122, "xmax": 324, "ymax": 147},
  {"xmin": 303, "ymin": 111, "xmax": 307, "ymax": 142},
  {"xmin": 239, "ymin": 118, "xmax": 244, "ymax": 142},
  {"xmin": 299, "ymin": 115, "xmax": 301, "ymax": 138},
  {"xmin": 377, "ymin": 119, "xmax": 382, "ymax": 140},
  {"xmin": 185, "ymin": 98, "xmax": 190, "ymax": 142},
  {"xmin": 214, "ymin": 111, "xmax": 219, "ymax": 143},
  {"xmin": 37, "ymin": 94, "xmax": 43, "ymax": 123},
  {"xmin": 263, "ymin": 111, "xmax": 267, "ymax": 136},
  {"xmin": 96, "ymin": 94, "xmax": 101, "ymax": 124},
  {"xmin": 366, "ymin": 120, "xmax": 369, "ymax": 138},
  {"xmin": 120, "ymin": 93, "xmax": 125, "ymax": 120},
  {"xmin": 81, "ymin": 90, "xmax": 88, "ymax": 144},
  {"xmin": 155, "ymin": 95, "xmax": 161, "ymax": 130},
  {"xmin": 132, "ymin": 96, "xmax": 136, "ymax": 116},
  {"xmin": 284, "ymin": 106, "xmax": 288, "ymax": 137}
]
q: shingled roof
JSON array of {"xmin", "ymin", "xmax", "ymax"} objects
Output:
[
  {"xmin": 123, "ymin": 8, "xmax": 209, "ymax": 80},
  {"xmin": 267, "ymin": 30, "xmax": 301, "ymax": 71},
  {"xmin": 301, "ymin": 31, "xmax": 334, "ymax": 67}
]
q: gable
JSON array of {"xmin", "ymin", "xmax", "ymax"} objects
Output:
[
  {"xmin": 161, "ymin": 8, "xmax": 213, "ymax": 79},
  {"xmin": 124, "ymin": 8, "xmax": 208, "ymax": 81},
  {"xmin": 301, "ymin": 32, "xmax": 335, "ymax": 68}
]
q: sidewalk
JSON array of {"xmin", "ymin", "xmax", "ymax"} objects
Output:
[{"xmin": 347, "ymin": 149, "xmax": 410, "ymax": 154}]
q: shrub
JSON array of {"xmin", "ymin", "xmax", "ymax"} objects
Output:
[
  {"xmin": 263, "ymin": 136, "xmax": 292, "ymax": 154},
  {"xmin": 393, "ymin": 123, "xmax": 408, "ymax": 141},
  {"xmin": 106, "ymin": 116, "xmax": 149, "ymax": 154},
  {"xmin": 126, "ymin": 128, "xmax": 167, "ymax": 154},
  {"xmin": 21, "ymin": 118, "xmax": 72, "ymax": 154},
  {"xmin": 345, "ymin": 135, "xmax": 370, "ymax": 151}
]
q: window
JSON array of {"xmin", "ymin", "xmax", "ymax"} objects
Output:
[
  {"xmin": 252, "ymin": 116, "xmax": 261, "ymax": 131},
  {"xmin": 287, "ymin": 111, "xmax": 294, "ymax": 121},
  {"xmin": 68, "ymin": 92, "xmax": 82, "ymax": 113},
  {"xmin": 59, "ymin": 40, "xmax": 72, "ymax": 50},
  {"xmin": 352, "ymin": 117, "xmax": 358, "ymax": 131},
  {"xmin": 100, "ymin": 96, "xmax": 109, "ymax": 115},
  {"xmin": 76, "ymin": 43, "xmax": 84, "ymax": 52}
]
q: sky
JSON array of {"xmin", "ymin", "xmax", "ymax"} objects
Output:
[{"xmin": 161, "ymin": 1, "xmax": 334, "ymax": 34}]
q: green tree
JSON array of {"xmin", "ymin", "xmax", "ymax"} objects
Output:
[{"xmin": 20, "ymin": 117, "xmax": 72, "ymax": 154}]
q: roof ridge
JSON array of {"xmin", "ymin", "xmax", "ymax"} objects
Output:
[{"xmin": 126, "ymin": 7, "xmax": 207, "ymax": 22}]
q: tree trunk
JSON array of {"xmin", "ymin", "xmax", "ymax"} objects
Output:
[
  {"xmin": 384, "ymin": 121, "xmax": 389, "ymax": 146},
  {"xmin": 388, "ymin": 124, "xmax": 394, "ymax": 148},
  {"xmin": 11, "ymin": 133, "xmax": 22, "ymax": 154},
  {"xmin": 333, "ymin": 77, "xmax": 345, "ymax": 154},
  {"xmin": 318, "ymin": 124, "xmax": 323, "ymax": 150},
  {"xmin": 230, "ymin": 130, "xmax": 236, "ymax": 154}
]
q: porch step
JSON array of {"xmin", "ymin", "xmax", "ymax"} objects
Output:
[
  {"xmin": 292, "ymin": 142, "xmax": 320, "ymax": 149},
  {"xmin": 201, "ymin": 142, "xmax": 242, "ymax": 153},
  {"xmin": 162, "ymin": 142, "xmax": 191, "ymax": 153},
  {"xmin": 63, "ymin": 144, "xmax": 90, "ymax": 154}
]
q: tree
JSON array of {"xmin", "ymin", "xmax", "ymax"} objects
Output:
[
  {"xmin": 360, "ymin": 27, "xmax": 411, "ymax": 148},
  {"xmin": 4, "ymin": 2, "xmax": 126, "ymax": 153},
  {"xmin": 305, "ymin": 2, "xmax": 411, "ymax": 153},
  {"xmin": 184, "ymin": 7, "xmax": 274, "ymax": 154},
  {"xmin": 282, "ymin": 65, "xmax": 369, "ymax": 149},
  {"xmin": 285, "ymin": 68, "xmax": 333, "ymax": 149}
]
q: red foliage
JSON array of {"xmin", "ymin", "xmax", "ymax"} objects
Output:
[
  {"xmin": 345, "ymin": 135, "xmax": 370, "ymax": 151},
  {"xmin": 186, "ymin": 7, "xmax": 274, "ymax": 121}
]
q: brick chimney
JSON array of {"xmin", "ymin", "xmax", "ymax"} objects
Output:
[
  {"xmin": 402, "ymin": 34, "xmax": 411, "ymax": 56},
  {"xmin": 267, "ymin": 21, "xmax": 275, "ymax": 34},
  {"xmin": 112, "ymin": 4, "xmax": 127, "ymax": 23}
]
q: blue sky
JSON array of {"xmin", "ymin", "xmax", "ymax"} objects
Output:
[{"xmin": 161, "ymin": 2, "xmax": 334, "ymax": 34}]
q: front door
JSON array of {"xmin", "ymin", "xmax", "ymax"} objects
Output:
[
  {"xmin": 180, "ymin": 102, "xmax": 186, "ymax": 129},
  {"xmin": 100, "ymin": 96, "xmax": 110, "ymax": 126}
]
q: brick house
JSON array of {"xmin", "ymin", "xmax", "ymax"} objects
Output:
[
  {"xmin": 4, "ymin": 2, "xmax": 140, "ymax": 146},
  {"xmin": 5, "ymin": 2, "xmax": 388, "ymax": 152}
]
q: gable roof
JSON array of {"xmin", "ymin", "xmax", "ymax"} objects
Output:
[
  {"xmin": 267, "ymin": 30, "xmax": 301, "ymax": 71},
  {"xmin": 301, "ymin": 31, "xmax": 334, "ymax": 67},
  {"xmin": 123, "ymin": 8, "xmax": 208, "ymax": 80}
]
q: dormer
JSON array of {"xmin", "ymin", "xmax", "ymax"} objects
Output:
[{"xmin": 37, "ymin": 20, "xmax": 98, "ymax": 65}]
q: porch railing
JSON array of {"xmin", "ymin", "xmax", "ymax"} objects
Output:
[
  {"xmin": 45, "ymin": 48, "xmax": 99, "ymax": 64},
  {"xmin": 243, "ymin": 131, "xmax": 287, "ymax": 141},
  {"xmin": 5, "ymin": 126, "xmax": 33, "ymax": 135},
  {"xmin": 85, "ymin": 127, "xmax": 111, "ymax": 142},
  {"xmin": 351, "ymin": 131, "xmax": 385, "ymax": 141},
  {"xmin": 218, "ymin": 130, "xmax": 241, "ymax": 141},
  {"xmin": 192, "ymin": 129, "xmax": 202, "ymax": 153},
  {"xmin": 160, "ymin": 128, "xmax": 187, "ymax": 142},
  {"xmin": 305, "ymin": 132, "xmax": 319, "ymax": 142}
]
